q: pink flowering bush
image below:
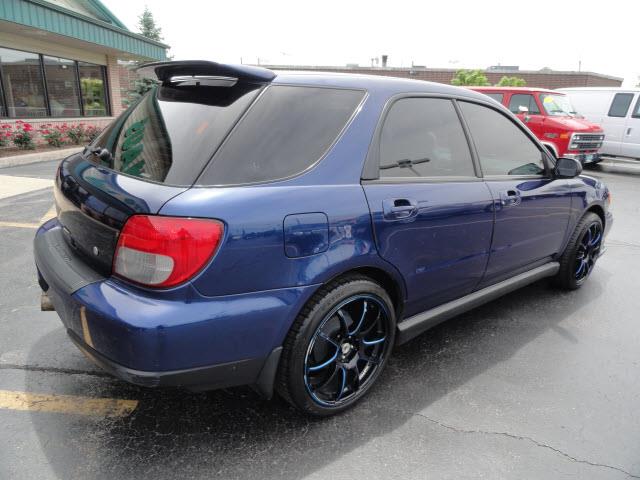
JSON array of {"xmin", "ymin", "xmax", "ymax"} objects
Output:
[
  {"xmin": 38, "ymin": 124, "xmax": 68, "ymax": 147},
  {"xmin": 84, "ymin": 125, "xmax": 101, "ymax": 143},
  {"xmin": 12, "ymin": 121, "xmax": 35, "ymax": 150},
  {"xmin": 0, "ymin": 121, "xmax": 103, "ymax": 150},
  {"xmin": 0, "ymin": 123, "xmax": 12, "ymax": 147},
  {"xmin": 66, "ymin": 123, "xmax": 87, "ymax": 145}
]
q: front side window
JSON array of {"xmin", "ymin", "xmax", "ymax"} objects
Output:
[
  {"xmin": 608, "ymin": 93, "xmax": 634, "ymax": 118},
  {"xmin": 508, "ymin": 94, "xmax": 540, "ymax": 114},
  {"xmin": 633, "ymin": 96, "xmax": 640, "ymax": 119},
  {"xmin": 378, "ymin": 98, "xmax": 474, "ymax": 178},
  {"xmin": 485, "ymin": 92, "xmax": 504, "ymax": 103},
  {"xmin": 43, "ymin": 56, "xmax": 82, "ymax": 117},
  {"xmin": 200, "ymin": 85, "xmax": 365, "ymax": 185},
  {"xmin": 540, "ymin": 94, "xmax": 576, "ymax": 116},
  {"xmin": 459, "ymin": 101, "xmax": 545, "ymax": 176},
  {"xmin": 0, "ymin": 47, "xmax": 47, "ymax": 118}
]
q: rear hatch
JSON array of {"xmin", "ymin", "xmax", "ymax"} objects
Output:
[
  {"xmin": 54, "ymin": 61, "xmax": 366, "ymax": 280},
  {"xmin": 54, "ymin": 62, "xmax": 269, "ymax": 274}
]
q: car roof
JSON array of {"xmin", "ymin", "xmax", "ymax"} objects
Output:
[
  {"xmin": 469, "ymin": 86, "xmax": 558, "ymax": 94},
  {"xmin": 558, "ymin": 87, "xmax": 640, "ymax": 92},
  {"xmin": 272, "ymin": 70, "xmax": 491, "ymax": 101},
  {"xmin": 137, "ymin": 60, "xmax": 493, "ymax": 102}
]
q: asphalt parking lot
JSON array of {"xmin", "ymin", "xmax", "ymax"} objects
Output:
[{"xmin": 0, "ymin": 159, "xmax": 639, "ymax": 480}]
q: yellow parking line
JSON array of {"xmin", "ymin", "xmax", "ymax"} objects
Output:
[
  {"xmin": 40, "ymin": 204, "xmax": 57, "ymax": 223},
  {"xmin": 0, "ymin": 390, "xmax": 138, "ymax": 417},
  {"xmin": 0, "ymin": 221, "xmax": 40, "ymax": 229}
]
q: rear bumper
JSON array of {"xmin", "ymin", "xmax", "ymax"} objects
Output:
[
  {"xmin": 35, "ymin": 220, "xmax": 316, "ymax": 391},
  {"xmin": 67, "ymin": 329, "xmax": 267, "ymax": 390}
]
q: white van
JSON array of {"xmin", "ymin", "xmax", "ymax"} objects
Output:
[{"xmin": 558, "ymin": 88, "xmax": 640, "ymax": 159}]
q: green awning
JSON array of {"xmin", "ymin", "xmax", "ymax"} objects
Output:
[{"xmin": 0, "ymin": 0, "xmax": 168, "ymax": 61}]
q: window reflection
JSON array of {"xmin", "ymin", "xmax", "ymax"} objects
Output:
[
  {"xmin": 79, "ymin": 62, "xmax": 108, "ymax": 116},
  {"xmin": 43, "ymin": 56, "xmax": 81, "ymax": 117},
  {"xmin": 0, "ymin": 47, "xmax": 47, "ymax": 118}
]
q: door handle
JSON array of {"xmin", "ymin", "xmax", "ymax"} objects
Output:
[
  {"xmin": 382, "ymin": 198, "xmax": 418, "ymax": 220},
  {"xmin": 627, "ymin": 127, "xmax": 632, "ymax": 136},
  {"xmin": 499, "ymin": 189, "xmax": 521, "ymax": 207}
]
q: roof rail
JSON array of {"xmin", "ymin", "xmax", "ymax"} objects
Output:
[{"xmin": 136, "ymin": 60, "xmax": 276, "ymax": 83}]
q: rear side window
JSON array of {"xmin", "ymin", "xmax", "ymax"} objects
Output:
[
  {"xmin": 459, "ymin": 101, "xmax": 545, "ymax": 176},
  {"xmin": 199, "ymin": 86, "xmax": 365, "ymax": 185},
  {"xmin": 485, "ymin": 92, "xmax": 504, "ymax": 103},
  {"xmin": 90, "ymin": 82, "xmax": 262, "ymax": 185},
  {"xmin": 378, "ymin": 98, "xmax": 475, "ymax": 178},
  {"xmin": 608, "ymin": 93, "xmax": 634, "ymax": 117},
  {"xmin": 508, "ymin": 94, "xmax": 540, "ymax": 114}
]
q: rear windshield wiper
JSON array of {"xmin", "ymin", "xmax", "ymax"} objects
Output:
[
  {"xmin": 380, "ymin": 157, "xmax": 431, "ymax": 170},
  {"xmin": 87, "ymin": 146, "xmax": 113, "ymax": 163}
]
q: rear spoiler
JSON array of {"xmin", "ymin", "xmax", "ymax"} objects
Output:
[{"xmin": 136, "ymin": 60, "xmax": 276, "ymax": 84}]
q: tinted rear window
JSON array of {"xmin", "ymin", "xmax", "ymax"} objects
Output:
[
  {"xmin": 198, "ymin": 85, "xmax": 365, "ymax": 185},
  {"xmin": 89, "ymin": 82, "xmax": 262, "ymax": 185}
]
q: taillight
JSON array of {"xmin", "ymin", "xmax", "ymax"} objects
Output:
[{"xmin": 113, "ymin": 215, "xmax": 224, "ymax": 288}]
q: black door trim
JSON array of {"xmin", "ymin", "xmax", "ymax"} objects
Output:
[{"xmin": 396, "ymin": 262, "xmax": 560, "ymax": 344}]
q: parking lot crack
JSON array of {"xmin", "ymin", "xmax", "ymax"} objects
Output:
[
  {"xmin": 407, "ymin": 410, "xmax": 639, "ymax": 478},
  {"xmin": 0, "ymin": 363, "xmax": 111, "ymax": 378}
]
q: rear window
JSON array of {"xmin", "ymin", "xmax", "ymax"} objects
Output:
[
  {"xmin": 89, "ymin": 82, "xmax": 263, "ymax": 186},
  {"xmin": 198, "ymin": 85, "xmax": 365, "ymax": 185}
]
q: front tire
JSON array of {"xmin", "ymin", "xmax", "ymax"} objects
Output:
[
  {"xmin": 553, "ymin": 212, "xmax": 603, "ymax": 290},
  {"xmin": 276, "ymin": 275, "xmax": 395, "ymax": 416}
]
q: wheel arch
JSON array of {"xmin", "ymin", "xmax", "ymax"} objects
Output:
[
  {"xmin": 586, "ymin": 203, "xmax": 606, "ymax": 228},
  {"xmin": 322, "ymin": 264, "xmax": 407, "ymax": 320}
]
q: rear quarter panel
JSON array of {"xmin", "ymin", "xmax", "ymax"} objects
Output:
[{"xmin": 160, "ymin": 185, "xmax": 406, "ymax": 298}]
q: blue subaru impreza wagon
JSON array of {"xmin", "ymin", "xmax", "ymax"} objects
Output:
[{"xmin": 34, "ymin": 61, "xmax": 612, "ymax": 416}]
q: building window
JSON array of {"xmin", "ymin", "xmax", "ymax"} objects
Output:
[
  {"xmin": 43, "ymin": 56, "xmax": 82, "ymax": 117},
  {"xmin": 0, "ymin": 46, "xmax": 110, "ymax": 118},
  {"xmin": 0, "ymin": 47, "xmax": 47, "ymax": 118},
  {"xmin": 78, "ymin": 62, "xmax": 108, "ymax": 116},
  {"xmin": 0, "ymin": 78, "xmax": 6, "ymax": 117}
]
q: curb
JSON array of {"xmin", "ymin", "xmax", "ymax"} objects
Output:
[{"xmin": 0, "ymin": 147, "xmax": 83, "ymax": 169}]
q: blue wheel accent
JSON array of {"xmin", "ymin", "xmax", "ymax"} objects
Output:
[
  {"xmin": 574, "ymin": 221, "xmax": 602, "ymax": 283},
  {"xmin": 303, "ymin": 294, "xmax": 390, "ymax": 407}
]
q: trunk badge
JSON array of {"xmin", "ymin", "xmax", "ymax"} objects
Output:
[{"xmin": 92, "ymin": 246, "xmax": 100, "ymax": 256}]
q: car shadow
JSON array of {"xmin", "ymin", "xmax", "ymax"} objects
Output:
[{"xmin": 25, "ymin": 275, "xmax": 608, "ymax": 480}]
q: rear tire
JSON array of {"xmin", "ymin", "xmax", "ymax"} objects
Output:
[
  {"xmin": 276, "ymin": 275, "xmax": 395, "ymax": 416},
  {"xmin": 553, "ymin": 212, "xmax": 603, "ymax": 290}
]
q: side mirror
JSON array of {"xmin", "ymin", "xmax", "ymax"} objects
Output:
[
  {"xmin": 518, "ymin": 105, "xmax": 529, "ymax": 113},
  {"xmin": 554, "ymin": 157, "xmax": 582, "ymax": 178}
]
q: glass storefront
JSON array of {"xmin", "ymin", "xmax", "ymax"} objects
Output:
[
  {"xmin": 43, "ymin": 56, "xmax": 82, "ymax": 117},
  {"xmin": 0, "ymin": 46, "xmax": 109, "ymax": 118}
]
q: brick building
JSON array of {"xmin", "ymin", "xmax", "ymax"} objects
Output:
[
  {"xmin": 0, "ymin": 0, "xmax": 168, "ymax": 134},
  {"xmin": 262, "ymin": 65, "xmax": 623, "ymax": 89}
]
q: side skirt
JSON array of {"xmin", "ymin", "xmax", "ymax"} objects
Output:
[{"xmin": 396, "ymin": 262, "xmax": 560, "ymax": 345}]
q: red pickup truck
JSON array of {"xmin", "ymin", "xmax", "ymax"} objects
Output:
[{"xmin": 470, "ymin": 87, "xmax": 604, "ymax": 164}]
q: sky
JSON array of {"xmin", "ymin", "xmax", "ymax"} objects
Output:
[{"xmin": 105, "ymin": 0, "xmax": 640, "ymax": 86}]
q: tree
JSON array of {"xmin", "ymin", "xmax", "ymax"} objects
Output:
[
  {"xmin": 496, "ymin": 76, "xmax": 527, "ymax": 87},
  {"xmin": 451, "ymin": 69, "xmax": 490, "ymax": 86},
  {"xmin": 137, "ymin": 6, "xmax": 163, "ymax": 41}
]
